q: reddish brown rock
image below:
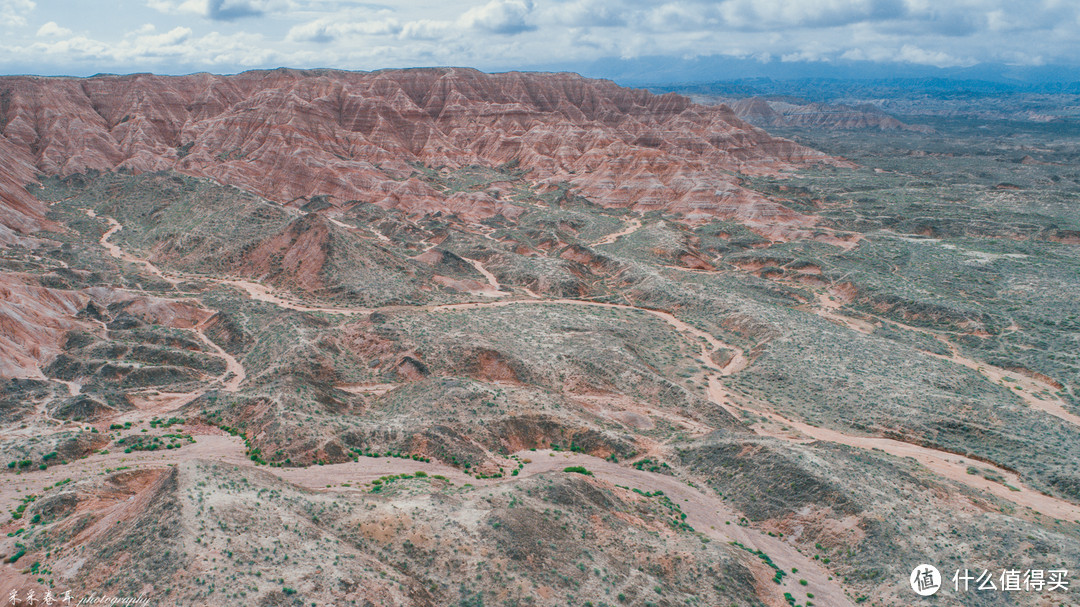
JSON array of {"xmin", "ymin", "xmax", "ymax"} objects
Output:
[
  {"xmin": 0, "ymin": 274, "xmax": 214, "ymax": 379},
  {"xmin": 1, "ymin": 68, "xmax": 840, "ymax": 239},
  {"xmin": 0, "ymin": 274, "xmax": 90, "ymax": 378}
]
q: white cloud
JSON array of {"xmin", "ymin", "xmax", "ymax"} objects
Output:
[
  {"xmin": 1, "ymin": 0, "xmax": 35, "ymax": 28},
  {"xmin": 717, "ymin": 0, "xmax": 907, "ymax": 30},
  {"xmin": 287, "ymin": 14, "xmax": 401, "ymax": 43},
  {"xmin": 540, "ymin": 0, "xmax": 625, "ymax": 27},
  {"xmin": 21, "ymin": 27, "xmax": 272, "ymax": 68},
  {"xmin": 4, "ymin": 0, "xmax": 1080, "ymax": 75},
  {"xmin": 147, "ymin": 0, "xmax": 289, "ymax": 20},
  {"xmin": 394, "ymin": 1, "xmax": 536, "ymax": 42},
  {"xmin": 643, "ymin": 3, "xmax": 720, "ymax": 32},
  {"xmin": 140, "ymin": 26, "xmax": 194, "ymax": 48},
  {"xmin": 36, "ymin": 21, "xmax": 71, "ymax": 37},
  {"xmin": 895, "ymin": 43, "xmax": 972, "ymax": 67},
  {"xmin": 840, "ymin": 43, "xmax": 973, "ymax": 67},
  {"xmin": 398, "ymin": 18, "xmax": 453, "ymax": 41},
  {"xmin": 459, "ymin": 0, "xmax": 535, "ymax": 34}
]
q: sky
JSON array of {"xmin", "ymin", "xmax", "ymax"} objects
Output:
[{"xmin": 2, "ymin": 0, "xmax": 1079, "ymax": 83}]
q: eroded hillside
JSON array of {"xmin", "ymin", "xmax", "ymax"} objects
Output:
[{"xmin": 1, "ymin": 71, "xmax": 1079, "ymax": 607}]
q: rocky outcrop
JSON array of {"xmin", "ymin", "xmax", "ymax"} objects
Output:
[
  {"xmin": 0, "ymin": 275, "xmax": 90, "ymax": 378},
  {"xmin": 0, "ymin": 68, "xmax": 839, "ymax": 239}
]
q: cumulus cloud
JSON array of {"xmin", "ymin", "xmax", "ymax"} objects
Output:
[
  {"xmin": 287, "ymin": 15, "xmax": 401, "ymax": 43},
  {"xmin": 399, "ymin": 19, "xmax": 452, "ymax": 41},
  {"xmin": 839, "ymin": 43, "xmax": 974, "ymax": 67},
  {"xmin": 643, "ymin": 3, "xmax": 720, "ymax": 32},
  {"xmin": 717, "ymin": 0, "xmax": 907, "ymax": 30},
  {"xmin": 894, "ymin": 43, "xmax": 971, "ymax": 67},
  {"xmin": 459, "ymin": 0, "xmax": 535, "ymax": 34},
  {"xmin": 17, "ymin": 26, "xmax": 273, "ymax": 69},
  {"xmin": 1, "ymin": 0, "xmax": 35, "ymax": 28},
  {"xmin": 147, "ymin": 0, "xmax": 287, "ymax": 20},
  {"xmin": 541, "ymin": 0, "xmax": 626, "ymax": 27},
  {"xmin": 4, "ymin": 0, "xmax": 1080, "ymax": 75},
  {"xmin": 395, "ymin": 0, "xmax": 536, "ymax": 41},
  {"xmin": 36, "ymin": 21, "xmax": 71, "ymax": 37}
]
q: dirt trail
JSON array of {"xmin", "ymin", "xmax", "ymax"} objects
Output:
[
  {"xmin": 0, "ymin": 432, "xmax": 853, "ymax": 607},
  {"xmin": 709, "ymin": 378, "xmax": 1080, "ymax": 521},
  {"xmin": 82, "ymin": 212, "xmax": 1080, "ymax": 520},
  {"xmin": 121, "ymin": 391, "xmax": 204, "ymax": 420},
  {"xmin": 592, "ymin": 216, "xmax": 642, "ymax": 246},
  {"xmin": 689, "ymin": 319, "xmax": 1080, "ymax": 522},
  {"xmin": 811, "ymin": 290, "xmax": 1080, "ymax": 429},
  {"xmin": 518, "ymin": 449, "xmax": 855, "ymax": 607},
  {"xmin": 56, "ymin": 379, "xmax": 81, "ymax": 396},
  {"xmin": 328, "ymin": 215, "xmax": 392, "ymax": 243},
  {"xmin": 83, "ymin": 210, "xmax": 249, "ymax": 397},
  {"xmin": 925, "ymin": 334, "xmax": 1080, "ymax": 428},
  {"xmin": 216, "ymin": 277, "xmax": 372, "ymax": 315},
  {"xmin": 108, "ymin": 314, "xmax": 245, "ymax": 423},
  {"xmin": 192, "ymin": 314, "xmax": 245, "ymax": 391},
  {"xmin": 460, "ymin": 256, "xmax": 509, "ymax": 296},
  {"xmin": 809, "ymin": 291, "xmax": 877, "ymax": 334},
  {"xmin": 0, "ymin": 434, "xmax": 250, "ymax": 515},
  {"xmin": 85, "ymin": 210, "xmax": 179, "ymax": 285},
  {"xmin": 435, "ymin": 300, "xmax": 1080, "ymax": 520},
  {"xmin": 88, "ymin": 209, "xmax": 371, "ymax": 316},
  {"xmin": 433, "ymin": 298, "xmax": 747, "ymax": 374}
]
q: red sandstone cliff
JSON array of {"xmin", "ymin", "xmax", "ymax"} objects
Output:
[{"xmin": 0, "ymin": 68, "xmax": 838, "ymax": 238}]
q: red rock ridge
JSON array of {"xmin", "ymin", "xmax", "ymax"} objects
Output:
[{"xmin": 0, "ymin": 68, "xmax": 841, "ymax": 238}]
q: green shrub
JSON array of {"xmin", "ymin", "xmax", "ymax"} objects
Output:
[{"xmin": 563, "ymin": 466, "xmax": 593, "ymax": 476}]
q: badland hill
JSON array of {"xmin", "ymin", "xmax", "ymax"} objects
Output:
[{"xmin": 1, "ymin": 69, "xmax": 1078, "ymax": 607}]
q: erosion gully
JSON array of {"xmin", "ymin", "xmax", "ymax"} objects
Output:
[{"xmin": 11, "ymin": 211, "xmax": 1079, "ymax": 605}]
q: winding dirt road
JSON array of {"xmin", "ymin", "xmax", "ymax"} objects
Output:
[
  {"xmin": 0, "ymin": 430, "xmax": 853, "ymax": 607},
  {"xmin": 83, "ymin": 210, "xmax": 1080, "ymax": 520},
  {"xmin": 88, "ymin": 208, "xmax": 370, "ymax": 316},
  {"xmin": 86, "ymin": 210, "xmax": 179, "ymax": 286},
  {"xmin": 16, "ymin": 210, "xmax": 1080, "ymax": 606}
]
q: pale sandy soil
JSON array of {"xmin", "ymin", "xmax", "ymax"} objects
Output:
[
  {"xmin": 334, "ymin": 383, "xmax": 397, "ymax": 396},
  {"xmin": 709, "ymin": 376, "xmax": 1080, "ymax": 521},
  {"xmin": 460, "ymin": 256, "xmax": 509, "ymax": 297},
  {"xmin": 515, "ymin": 449, "xmax": 857, "ymax": 607},
  {"xmin": 89, "ymin": 208, "xmax": 371, "ymax": 316},
  {"xmin": 328, "ymin": 215, "xmax": 392, "ymax": 243},
  {"xmin": 84, "ymin": 210, "xmax": 180, "ymax": 286},
  {"xmin": 436, "ymin": 298, "xmax": 1080, "ymax": 519},
  {"xmin": 816, "ymin": 292, "xmax": 1080, "ymax": 429},
  {"xmin": 591, "ymin": 216, "xmax": 642, "ymax": 246},
  {"xmin": 191, "ymin": 314, "xmax": 245, "ymax": 391},
  {"xmin": 50, "ymin": 213, "xmax": 1080, "ymax": 529},
  {"xmin": 0, "ymin": 432, "xmax": 855, "ymax": 607},
  {"xmin": 569, "ymin": 392, "xmax": 714, "ymax": 435}
]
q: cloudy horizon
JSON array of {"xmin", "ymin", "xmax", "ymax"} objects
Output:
[{"xmin": 2, "ymin": 0, "xmax": 1079, "ymax": 83}]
